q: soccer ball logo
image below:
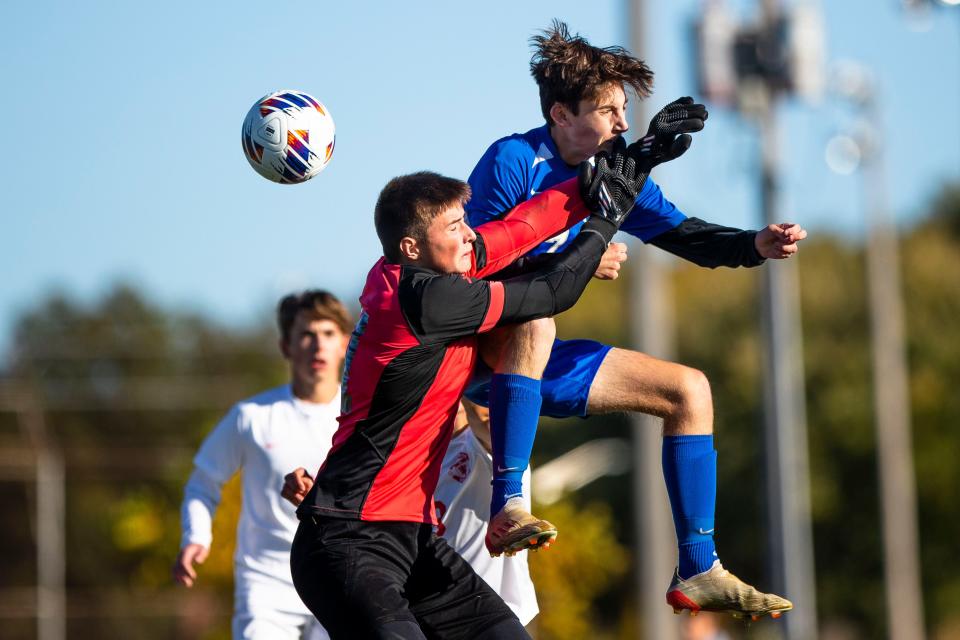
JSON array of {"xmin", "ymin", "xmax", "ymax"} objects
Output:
[{"xmin": 241, "ymin": 90, "xmax": 335, "ymax": 184}]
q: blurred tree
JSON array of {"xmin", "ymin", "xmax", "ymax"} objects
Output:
[
  {"xmin": 544, "ymin": 181, "xmax": 960, "ymax": 640},
  {"xmin": 2, "ymin": 181, "xmax": 958, "ymax": 639},
  {"xmin": 0, "ymin": 284, "xmax": 283, "ymax": 639},
  {"xmin": 902, "ymin": 192, "xmax": 960, "ymax": 632},
  {"xmin": 528, "ymin": 500, "xmax": 629, "ymax": 640}
]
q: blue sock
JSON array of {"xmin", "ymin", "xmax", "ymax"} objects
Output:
[
  {"xmin": 662, "ymin": 435, "xmax": 718, "ymax": 579},
  {"xmin": 489, "ymin": 373, "xmax": 542, "ymax": 516}
]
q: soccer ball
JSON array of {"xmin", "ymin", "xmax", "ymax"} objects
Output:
[{"xmin": 241, "ymin": 90, "xmax": 336, "ymax": 184}]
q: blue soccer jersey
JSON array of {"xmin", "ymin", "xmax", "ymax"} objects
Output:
[{"xmin": 466, "ymin": 124, "xmax": 687, "ymax": 255}]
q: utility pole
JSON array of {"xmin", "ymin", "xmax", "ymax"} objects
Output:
[
  {"xmin": 628, "ymin": 254, "xmax": 680, "ymax": 640},
  {"xmin": 757, "ymin": 95, "xmax": 817, "ymax": 640},
  {"xmin": 696, "ymin": 2, "xmax": 822, "ymax": 638},
  {"xmin": 628, "ymin": 2, "xmax": 682, "ymax": 638},
  {"xmin": 865, "ymin": 102, "xmax": 926, "ymax": 640},
  {"xmin": 831, "ymin": 61, "xmax": 927, "ymax": 640},
  {"xmin": 18, "ymin": 389, "xmax": 66, "ymax": 640}
]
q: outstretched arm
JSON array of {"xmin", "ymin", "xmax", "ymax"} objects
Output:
[
  {"xmin": 494, "ymin": 217, "xmax": 616, "ymax": 325},
  {"xmin": 403, "ymin": 137, "xmax": 650, "ymax": 342},
  {"xmin": 468, "ymin": 178, "xmax": 592, "ymax": 279},
  {"xmin": 490, "ymin": 242, "xmax": 628, "ymax": 282},
  {"xmin": 403, "ymin": 216, "xmax": 618, "ymax": 342},
  {"xmin": 648, "ymin": 218, "xmax": 806, "ymax": 268}
]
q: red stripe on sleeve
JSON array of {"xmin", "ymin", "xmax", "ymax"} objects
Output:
[
  {"xmin": 469, "ymin": 178, "xmax": 590, "ymax": 279},
  {"xmin": 479, "ymin": 281, "xmax": 505, "ymax": 333}
]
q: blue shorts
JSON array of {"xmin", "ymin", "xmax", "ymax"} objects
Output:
[{"xmin": 464, "ymin": 338, "xmax": 613, "ymax": 418}]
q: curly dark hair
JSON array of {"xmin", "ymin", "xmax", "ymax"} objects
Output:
[{"xmin": 530, "ymin": 20, "xmax": 654, "ymax": 125}]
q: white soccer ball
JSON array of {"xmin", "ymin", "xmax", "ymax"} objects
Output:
[{"xmin": 241, "ymin": 90, "xmax": 336, "ymax": 184}]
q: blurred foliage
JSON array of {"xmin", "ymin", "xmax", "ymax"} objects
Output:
[
  {"xmin": 0, "ymin": 182, "xmax": 958, "ymax": 638},
  {"xmin": 546, "ymin": 181, "xmax": 960, "ymax": 639},
  {"xmin": 0, "ymin": 285, "xmax": 284, "ymax": 638},
  {"xmin": 528, "ymin": 500, "xmax": 630, "ymax": 640}
]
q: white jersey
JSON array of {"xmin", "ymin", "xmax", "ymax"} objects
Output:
[
  {"xmin": 434, "ymin": 429, "xmax": 539, "ymax": 626},
  {"xmin": 180, "ymin": 384, "xmax": 340, "ymax": 619}
]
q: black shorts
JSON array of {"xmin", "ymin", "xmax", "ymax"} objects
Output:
[{"xmin": 290, "ymin": 515, "xmax": 529, "ymax": 640}]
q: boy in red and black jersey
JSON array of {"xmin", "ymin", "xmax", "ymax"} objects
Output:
[{"xmin": 291, "ymin": 142, "xmax": 645, "ymax": 639}]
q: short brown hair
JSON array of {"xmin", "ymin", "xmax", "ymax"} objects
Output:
[
  {"xmin": 530, "ymin": 20, "xmax": 654, "ymax": 125},
  {"xmin": 276, "ymin": 290, "xmax": 353, "ymax": 343},
  {"xmin": 374, "ymin": 171, "xmax": 472, "ymax": 263}
]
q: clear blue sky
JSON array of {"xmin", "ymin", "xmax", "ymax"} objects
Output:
[{"xmin": 2, "ymin": 0, "xmax": 958, "ymax": 359}]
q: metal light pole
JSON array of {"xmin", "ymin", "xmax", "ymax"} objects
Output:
[
  {"xmin": 865, "ymin": 127, "xmax": 927, "ymax": 640},
  {"xmin": 628, "ymin": 253, "xmax": 680, "ymax": 640},
  {"xmin": 696, "ymin": 1, "xmax": 821, "ymax": 637},
  {"xmin": 854, "ymin": 69, "xmax": 926, "ymax": 640},
  {"xmin": 754, "ymin": 4, "xmax": 818, "ymax": 639},
  {"xmin": 628, "ymin": 2, "xmax": 682, "ymax": 638},
  {"xmin": 18, "ymin": 390, "xmax": 66, "ymax": 640},
  {"xmin": 756, "ymin": 99, "xmax": 817, "ymax": 640},
  {"xmin": 827, "ymin": 58, "xmax": 927, "ymax": 640}
]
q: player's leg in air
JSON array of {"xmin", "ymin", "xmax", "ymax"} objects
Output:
[
  {"xmin": 479, "ymin": 318, "xmax": 559, "ymax": 557},
  {"xmin": 469, "ymin": 325, "xmax": 793, "ymax": 619},
  {"xmin": 587, "ymin": 347, "xmax": 792, "ymax": 619}
]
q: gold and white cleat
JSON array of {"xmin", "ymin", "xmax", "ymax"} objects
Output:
[
  {"xmin": 485, "ymin": 497, "xmax": 557, "ymax": 557},
  {"xmin": 665, "ymin": 560, "xmax": 793, "ymax": 620}
]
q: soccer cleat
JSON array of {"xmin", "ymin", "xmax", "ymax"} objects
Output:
[
  {"xmin": 665, "ymin": 560, "xmax": 793, "ymax": 619},
  {"xmin": 485, "ymin": 497, "xmax": 557, "ymax": 557}
]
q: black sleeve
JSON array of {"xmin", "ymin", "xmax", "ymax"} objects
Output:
[
  {"xmin": 497, "ymin": 217, "xmax": 616, "ymax": 325},
  {"xmin": 485, "ymin": 252, "xmax": 556, "ymax": 281},
  {"xmin": 647, "ymin": 217, "xmax": 766, "ymax": 268},
  {"xmin": 398, "ymin": 217, "xmax": 616, "ymax": 342},
  {"xmin": 398, "ymin": 267, "xmax": 496, "ymax": 344}
]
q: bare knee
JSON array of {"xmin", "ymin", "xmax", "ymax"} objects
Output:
[
  {"xmin": 494, "ymin": 317, "xmax": 556, "ymax": 375},
  {"xmin": 671, "ymin": 366, "xmax": 713, "ymax": 434},
  {"xmin": 513, "ymin": 317, "xmax": 556, "ymax": 348}
]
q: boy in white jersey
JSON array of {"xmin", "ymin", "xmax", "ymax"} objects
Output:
[{"xmin": 173, "ymin": 290, "xmax": 352, "ymax": 640}]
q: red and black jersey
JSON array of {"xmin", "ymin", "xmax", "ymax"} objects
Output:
[{"xmin": 298, "ymin": 178, "xmax": 616, "ymax": 524}]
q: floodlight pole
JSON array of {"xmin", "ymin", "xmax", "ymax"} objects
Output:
[
  {"xmin": 36, "ymin": 448, "xmax": 66, "ymax": 640},
  {"xmin": 754, "ymin": 2, "xmax": 818, "ymax": 639},
  {"xmin": 628, "ymin": 2, "xmax": 682, "ymax": 639},
  {"xmin": 695, "ymin": 0, "xmax": 819, "ymax": 636},
  {"xmin": 859, "ymin": 87, "xmax": 927, "ymax": 640},
  {"xmin": 627, "ymin": 251, "xmax": 681, "ymax": 640},
  {"xmin": 756, "ymin": 101, "xmax": 817, "ymax": 640},
  {"xmin": 18, "ymin": 394, "xmax": 66, "ymax": 640}
]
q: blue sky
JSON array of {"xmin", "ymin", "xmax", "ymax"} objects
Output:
[{"xmin": 2, "ymin": 0, "xmax": 958, "ymax": 358}]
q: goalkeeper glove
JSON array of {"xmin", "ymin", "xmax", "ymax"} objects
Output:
[
  {"xmin": 635, "ymin": 96, "xmax": 708, "ymax": 168},
  {"xmin": 578, "ymin": 136, "xmax": 647, "ymax": 228}
]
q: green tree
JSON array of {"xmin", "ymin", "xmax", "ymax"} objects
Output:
[
  {"xmin": 1, "ymin": 284, "xmax": 284, "ymax": 639},
  {"xmin": 542, "ymin": 181, "xmax": 960, "ymax": 639},
  {"xmin": 528, "ymin": 500, "xmax": 629, "ymax": 640}
]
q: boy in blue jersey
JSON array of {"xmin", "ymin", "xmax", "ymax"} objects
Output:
[{"xmin": 469, "ymin": 21, "xmax": 802, "ymax": 619}]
